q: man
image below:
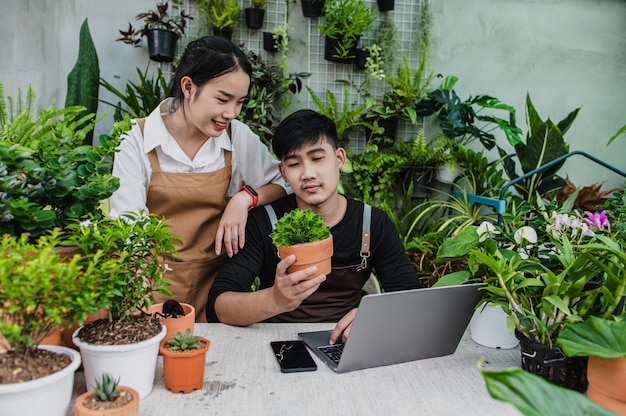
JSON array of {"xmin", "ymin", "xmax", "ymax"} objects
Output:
[{"xmin": 207, "ymin": 109, "xmax": 421, "ymax": 343}]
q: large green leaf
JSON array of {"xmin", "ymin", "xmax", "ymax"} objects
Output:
[
  {"xmin": 557, "ymin": 316, "xmax": 626, "ymax": 358},
  {"xmin": 482, "ymin": 366, "xmax": 615, "ymax": 416}
]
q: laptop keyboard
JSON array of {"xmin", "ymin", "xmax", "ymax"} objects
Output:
[{"xmin": 319, "ymin": 344, "xmax": 344, "ymax": 365}]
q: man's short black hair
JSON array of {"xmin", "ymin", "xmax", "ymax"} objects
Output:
[{"xmin": 271, "ymin": 109, "xmax": 339, "ymax": 161}]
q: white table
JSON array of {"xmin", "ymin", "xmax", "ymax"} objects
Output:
[{"xmin": 70, "ymin": 323, "xmax": 521, "ymax": 416}]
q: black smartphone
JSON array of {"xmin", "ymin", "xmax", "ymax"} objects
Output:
[{"xmin": 270, "ymin": 340, "xmax": 317, "ymax": 373}]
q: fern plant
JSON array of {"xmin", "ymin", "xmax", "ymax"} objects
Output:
[
  {"xmin": 92, "ymin": 373, "xmax": 120, "ymax": 402},
  {"xmin": 270, "ymin": 209, "xmax": 330, "ymax": 247},
  {"xmin": 166, "ymin": 329, "xmax": 203, "ymax": 352},
  {"xmin": 306, "ymin": 85, "xmax": 375, "ymax": 145}
]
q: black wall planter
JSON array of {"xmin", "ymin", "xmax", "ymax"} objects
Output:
[
  {"xmin": 213, "ymin": 28, "xmax": 233, "ymax": 40},
  {"xmin": 355, "ymin": 48, "xmax": 370, "ymax": 70},
  {"xmin": 301, "ymin": 0, "xmax": 325, "ymax": 18},
  {"xmin": 376, "ymin": 0, "xmax": 395, "ymax": 12},
  {"xmin": 263, "ymin": 32, "xmax": 278, "ymax": 53},
  {"xmin": 245, "ymin": 8, "xmax": 265, "ymax": 29},
  {"xmin": 324, "ymin": 36, "xmax": 359, "ymax": 64},
  {"xmin": 146, "ymin": 29, "xmax": 178, "ymax": 63}
]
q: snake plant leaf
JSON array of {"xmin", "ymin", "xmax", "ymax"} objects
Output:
[
  {"xmin": 481, "ymin": 366, "xmax": 615, "ymax": 416},
  {"xmin": 65, "ymin": 18, "xmax": 99, "ymax": 146}
]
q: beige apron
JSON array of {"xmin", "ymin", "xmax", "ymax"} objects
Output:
[{"xmin": 140, "ymin": 119, "xmax": 231, "ymax": 322}]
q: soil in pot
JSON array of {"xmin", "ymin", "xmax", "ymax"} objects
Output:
[
  {"xmin": 0, "ymin": 348, "xmax": 70, "ymax": 384},
  {"xmin": 76, "ymin": 314, "xmax": 162, "ymax": 345}
]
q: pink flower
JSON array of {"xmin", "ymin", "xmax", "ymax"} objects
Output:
[{"xmin": 583, "ymin": 210, "xmax": 610, "ymax": 231}]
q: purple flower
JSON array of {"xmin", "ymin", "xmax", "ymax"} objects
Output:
[{"xmin": 583, "ymin": 210, "xmax": 610, "ymax": 231}]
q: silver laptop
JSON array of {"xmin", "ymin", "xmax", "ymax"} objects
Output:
[{"xmin": 298, "ymin": 283, "xmax": 486, "ymax": 373}]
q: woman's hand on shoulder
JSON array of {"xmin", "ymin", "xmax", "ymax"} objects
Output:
[{"xmin": 216, "ymin": 193, "xmax": 250, "ymax": 257}]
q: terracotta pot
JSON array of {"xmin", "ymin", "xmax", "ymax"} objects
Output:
[
  {"xmin": 586, "ymin": 356, "xmax": 626, "ymax": 414},
  {"xmin": 277, "ymin": 235, "xmax": 333, "ymax": 279},
  {"xmin": 160, "ymin": 338, "xmax": 210, "ymax": 394},
  {"xmin": 146, "ymin": 302, "xmax": 195, "ymax": 350},
  {"xmin": 74, "ymin": 386, "xmax": 140, "ymax": 416}
]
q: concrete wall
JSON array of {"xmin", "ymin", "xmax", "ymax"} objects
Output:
[{"xmin": 1, "ymin": 0, "xmax": 624, "ymax": 188}]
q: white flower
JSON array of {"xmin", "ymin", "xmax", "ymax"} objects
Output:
[
  {"xmin": 163, "ymin": 263, "xmax": 173, "ymax": 272},
  {"xmin": 514, "ymin": 226, "xmax": 538, "ymax": 245},
  {"xmin": 79, "ymin": 219, "xmax": 92, "ymax": 227},
  {"xmin": 476, "ymin": 221, "xmax": 499, "ymax": 242}
]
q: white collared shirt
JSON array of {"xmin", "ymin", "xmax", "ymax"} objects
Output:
[{"xmin": 109, "ymin": 99, "xmax": 288, "ymax": 218}]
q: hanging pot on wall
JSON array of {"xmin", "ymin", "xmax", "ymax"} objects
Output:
[
  {"xmin": 355, "ymin": 48, "xmax": 370, "ymax": 70},
  {"xmin": 213, "ymin": 28, "xmax": 233, "ymax": 40},
  {"xmin": 244, "ymin": 8, "xmax": 265, "ymax": 29},
  {"xmin": 146, "ymin": 29, "xmax": 178, "ymax": 63},
  {"xmin": 301, "ymin": 0, "xmax": 325, "ymax": 18},
  {"xmin": 376, "ymin": 0, "xmax": 395, "ymax": 12},
  {"xmin": 323, "ymin": 35, "xmax": 359, "ymax": 64},
  {"xmin": 263, "ymin": 32, "xmax": 278, "ymax": 52}
]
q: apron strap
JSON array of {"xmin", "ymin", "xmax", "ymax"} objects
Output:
[
  {"xmin": 357, "ymin": 204, "xmax": 371, "ymax": 271},
  {"xmin": 265, "ymin": 204, "xmax": 372, "ymax": 270}
]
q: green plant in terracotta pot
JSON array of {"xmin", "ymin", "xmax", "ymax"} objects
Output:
[
  {"xmin": 270, "ymin": 208, "xmax": 333, "ymax": 279},
  {"xmin": 74, "ymin": 372, "xmax": 140, "ymax": 416},
  {"xmin": 160, "ymin": 329, "xmax": 211, "ymax": 394}
]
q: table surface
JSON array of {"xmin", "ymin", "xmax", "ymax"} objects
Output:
[{"xmin": 69, "ymin": 323, "xmax": 521, "ymax": 416}]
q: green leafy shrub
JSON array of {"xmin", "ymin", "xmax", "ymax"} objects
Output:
[{"xmin": 270, "ymin": 209, "xmax": 330, "ymax": 247}]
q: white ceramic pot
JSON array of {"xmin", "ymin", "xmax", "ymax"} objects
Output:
[
  {"xmin": 0, "ymin": 345, "xmax": 81, "ymax": 416},
  {"xmin": 470, "ymin": 303, "xmax": 519, "ymax": 349},
  {"xmin": 72, "ymin": 324, "xmax": 166, "ymax": 399}
]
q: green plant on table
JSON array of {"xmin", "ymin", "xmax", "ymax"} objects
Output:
[
  {"xmin": 0, "ymin": 82, "xmax": 127, "ymax": 238},
  {"xmin": 63, "ymin": 211, "xmax": 180, "ymax": 321},
  {"xmin": 0, "ymin": 231, "xmax": 121, "ymax": 355},
  {"xmin": 270, "ymin": 209, "xmax": 330, "ymax": 247},
  {"xmin": 166, "ymin": 329, "xmax": 204, "ymax": 351}
]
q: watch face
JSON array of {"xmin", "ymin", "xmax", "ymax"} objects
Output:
[{"xmin": 246, "ymin": 185, "xmax": 258, "ymax": 196}]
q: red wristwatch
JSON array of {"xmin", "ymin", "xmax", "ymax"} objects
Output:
[{"xmin": 238, "ymin": 185, "xmax": 259, "ymax": 209}]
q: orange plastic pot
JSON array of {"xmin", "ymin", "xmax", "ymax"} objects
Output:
[
  {"xmin": 586, "ymin": 356, "xmax": 626, "ymax": 414},
  {"xmin": 74, "ymin": 385, "xmax": 140, "ymax": 416},
  {"xmin": 277, "ymin": 235, "xmax": 333, "ymax": 279},
  {"xmin": 146, "ymin": 302, "xmax": 195, "ymax": 350},
  {"xmin": 160, "ymin": 338, "xmax": 210, "ymax": 394}
]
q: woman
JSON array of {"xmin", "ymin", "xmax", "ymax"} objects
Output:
[{"xmin": 110, "ymin": 36, "xmax": 288, "ymax": 322}]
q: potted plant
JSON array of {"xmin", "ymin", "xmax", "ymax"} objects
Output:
[
  {"xmin": 0, "ymin": 82, "xmax": 124, "ymax": 239},
  {"xmin": 146, "ymin": 299, "xmax": 195, "ymax": 350},
  {"xmin": 70, "ymin": 212, "xmax": 179, "ymax": 399},
  {"xmin": 395, "ymin": 129, "xmax": 451, "ymax": 197},
  {"xmin": 443, "ymin": 190, "xmax": 625, "ymax": 392},
  {"xmin": 159, "ymin": 329, "xmax": 211, "ymax": 394},
  {"xmin": 238, "ymin": 46, "xmax": 311, "ymax": 145},
  {"xmin": 74, "ymin": 373, "xmax": 140, "ymax": 416},
  {"xmin": 301, "ymin": 0, "xmax": 325, "ymax": 18},
  {"xmin": 376, "ymin": 0, "xmax": 394, "ymax": 12},
  {"xmin": 270, "ymin": 208, "xmax": 333, "ymax": 279},
  {"xmin": 0, "ymin": 231, "xmax": 122, "ymax": 416},
  {"xmin": 245, "ymin": 0, "xmax": 266, "ymax": 29},
  {"xmin": 318, "ymin": 0, "xmax": 376, "ymax": 64},
  {"xmin": 116, "ymin": 1, "xmax": 193, "ymax": 62},
  {"xmin": 199, "ymin": 0, "xmax": 241, "ymax": 39},
  {"xmin": 367, "ymin": 47, "xmax": 434, "ymax": 129}
]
